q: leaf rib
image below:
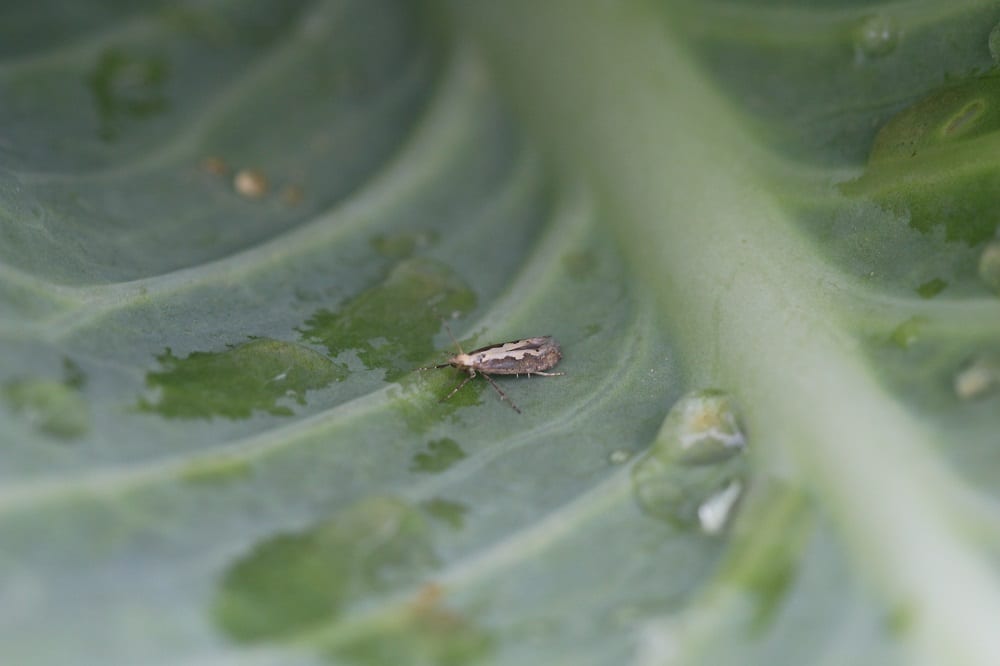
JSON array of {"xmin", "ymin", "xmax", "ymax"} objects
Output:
[
  {"xmin": 0, "ymin": 176, "xmax": 604, "ymax": 513},
  {"xmin": 0, "ymin": 47, "xmax": 509, "ymax": 337}
]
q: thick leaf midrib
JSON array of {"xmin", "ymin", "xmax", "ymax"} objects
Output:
[{"xmin": 456, "ymin": 1, "xmax": 1000, "ymax": 663}]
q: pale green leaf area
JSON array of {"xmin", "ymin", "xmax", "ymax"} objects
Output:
[{"xmin": 3, "ymin": 0, "xmax": 1000, "ymax": 664}]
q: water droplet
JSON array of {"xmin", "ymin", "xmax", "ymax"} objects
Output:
[
  {"xmin": 989, "ymin": 23, "xmax": 1000, "ymax": 62},
  {"xmin": 954, "ymin": 354, "xmax": 1000, "ymax": 400},
  {"xmin": 233, "ymin": 168, "xmax": 268, "ymax": 199},
  {"xmin": 608, "ymin": 449, "xmax": 631, "ymax": 464},
  {"xmin": 854, "ymin": 15, "xmax": 899, "ymax": 62},
  {"xmin": 632, "ymin": 461, "xmax": 726, "ymax": 527},
  {"xmin": 655, "ymin": 390, "xmax": 746, "ymax": 465},
  {"xmin": 889, "ymin": 316, "xmax": 927, "ymax": 349},
  {"xmin": 978, "ymin": 239, "xmax": 1000, "ymax": 294},
  {"xmin": 697, "ymin": 480, "xmax": 743, "ymax": 535},
  {"xmin": 631, "ymin": 390, "xmax": 748, "ymax": 531}
]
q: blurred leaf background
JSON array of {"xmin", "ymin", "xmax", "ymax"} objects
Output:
[{"xmin": 3, "ymin": 1, "xmax": 1000, "ymax": 664}]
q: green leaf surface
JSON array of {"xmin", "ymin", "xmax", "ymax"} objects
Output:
[{"xmin": 3, "ymin": 1, "xmax": 1000, "ymax": 665}]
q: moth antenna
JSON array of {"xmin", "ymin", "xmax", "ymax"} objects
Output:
[
  {"xmin": 440, "ymin": 318, "xmax": 465, "ymax": 355},
  {"xmin": 432, "ymin": 306, "xmax": 466, "ymax": 355},
  {"xmin": 415, "ymin": 362, "xmax": 454, "ymax": 371}
]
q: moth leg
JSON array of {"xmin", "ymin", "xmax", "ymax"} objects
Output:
[
  {"xmin": 531, "ymin": 371, "xmax": 565, "ymax": 377},
  {"xmin": 482, "ymin": 373, "xmax": 522, "ymax": 414},
  {"xmin": 441, "ymin": 370, "xmax": 475, "ymax": 403}
]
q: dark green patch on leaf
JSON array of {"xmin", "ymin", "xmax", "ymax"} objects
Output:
[
  {"xmin": 916, "ymin": 278, "xmax": 948, "ymax": 299},
  {"xmin": 138, "ymin": 338, "xmax": 346, "ymax": 420},
  {"xmin": 299, "ymin": 258, "xmax": 476, "ymax": 381},
  {"xmin": 867, "ymin": 76, "xmax": 1000, "ymax": 161},
  {"xmin": 845, "ymin": 73, "xmax": 1000, "ymax": 244},
  {"xmin": 411, "ymin": 438, "xmax": 466, "ymax": 474},
  {"xmin": 390, "ymin": 372, "xmax": 486, "ymax": 433},
  {"xmin": 213, "ymin": 497, "xmax": 437, "ymax": 643},
  {"xmin": 88, "ymin": 48, "xmax": 170, "ymax": 142},
  {"xmin": 2, "ymin": 358, "xmax": 89, "ymax": 439},
  {"xmin": 420, "ymin": 498, "xmax": 469, "ymax": 530}
]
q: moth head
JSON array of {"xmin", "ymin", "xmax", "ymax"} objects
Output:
[{"xmin": 451, "ymin": 352, "xmax": 476, "ymax": 368}]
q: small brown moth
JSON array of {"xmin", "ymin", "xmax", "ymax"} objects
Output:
[{"xmin": 419, "ymin": 323, "xmax": 564, "ymax": 414}]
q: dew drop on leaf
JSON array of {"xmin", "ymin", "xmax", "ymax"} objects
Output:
[
  {"xmin": 853, "ymin": 15, "xmax": 899, "ymax": 62},
  {"xmin": 977, "ymin": 238, "xmax": 1000, "ymax": 294},
  {"xmin": 697, "ymin": 480, "xmax": 744, "ymax": 535},
  {"xmin": 608, "ymin": 449, "xmax": 631, "ymax": 465},
  {"xmin": 889, "ymin": 316, "xmax": 927, "ymax": 349},
  {"xmin": 633, "ymin": 458, "xmax": 721, "ymax": 528},
  {"xmin": 990, "ymin": 22, "xmax": 1000, "ymax": 62},
  {"xmin": 233, "ymin": 168, "xmax": 268, "ymax": 199},
  {"xmin": 654, "ymin": 389, "xmax": 746, "ymax": 465},
  {"xmin": 631, "ymin": 390, "xmax": 748, "ymax": 532},
  {"xmin": 954, "ymin": 354, "xmax": 1000, "ymax": 400}
]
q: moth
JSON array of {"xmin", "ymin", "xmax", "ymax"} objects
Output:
[{"xmin": 419, "ymin": 324, "xmax": 564, "ymax": 414}]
